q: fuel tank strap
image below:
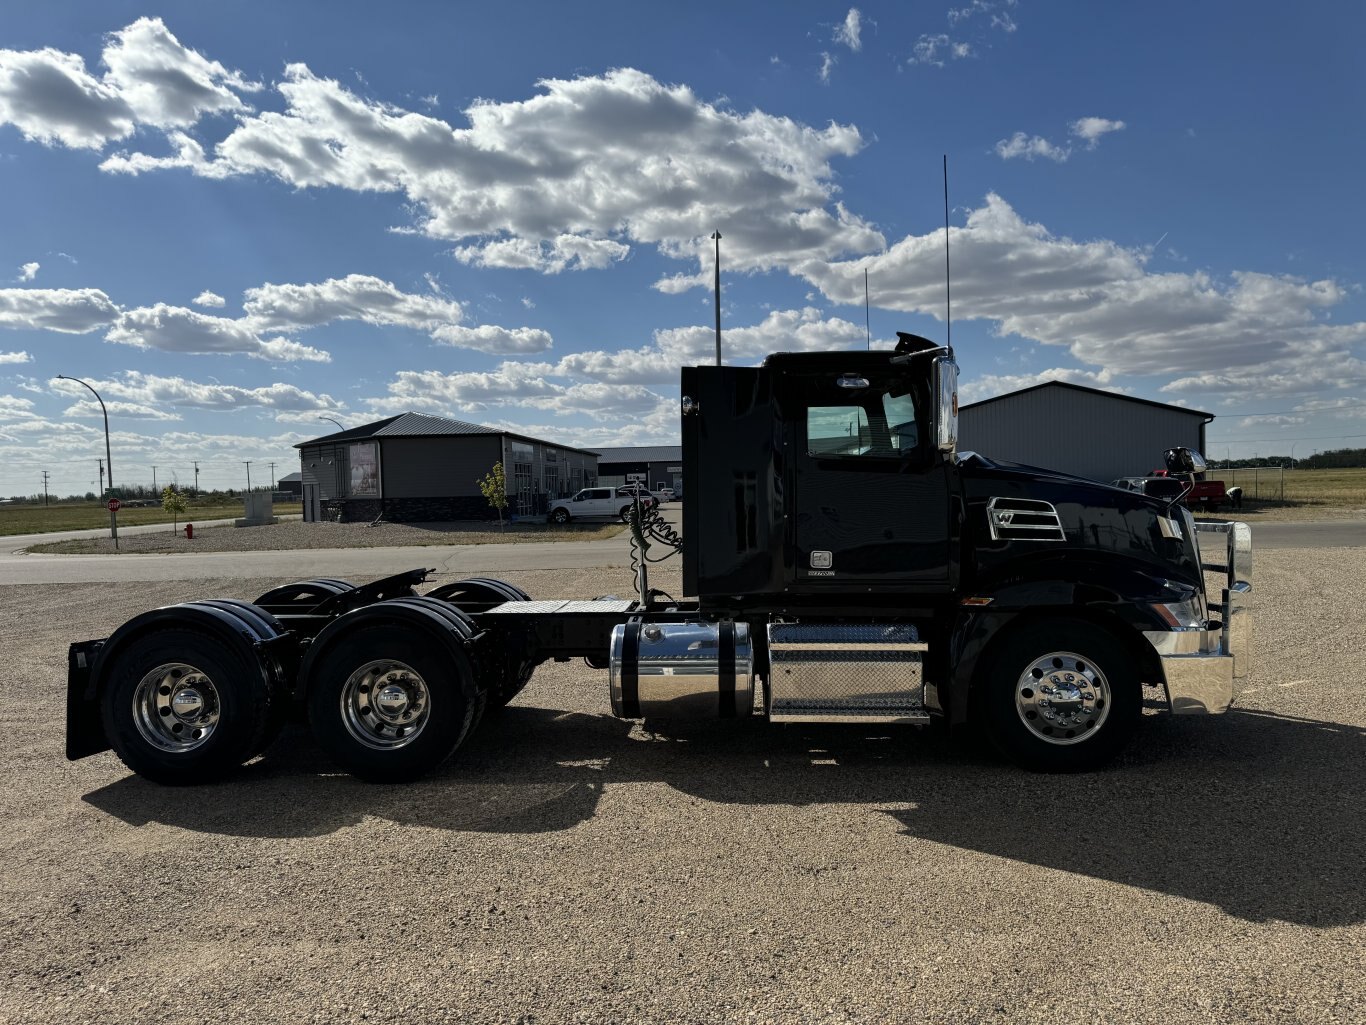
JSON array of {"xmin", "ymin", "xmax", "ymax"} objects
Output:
[
  {"xmin": 718, "ymin": 621, "xmax": 736, "ymax": 718},
  {"xmin": 620, "ymin": 616, "xmax": 641, "ymax": 718}
]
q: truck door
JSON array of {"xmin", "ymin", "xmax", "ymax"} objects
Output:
[{"xmin": 789, "ymin": 368, "xmax": 953, "ymax": 590}]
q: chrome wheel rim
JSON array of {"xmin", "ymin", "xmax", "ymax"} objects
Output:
[
  {"xmin": 340, "ymin": 660, "xmax": 431, "ymax": 751},
  {"xmin": 133, "ymin": 662, "xmax": 221, "ymax": 753},
  {"xmin": 1015, "ymin": 650, "xmax": 1111, "ymax": 746}
]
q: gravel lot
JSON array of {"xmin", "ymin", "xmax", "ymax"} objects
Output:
[
  {"xmin": 2, "ymin": 548, "xmax": 1364, "ymax": 1024},
  {"xmin": 28, "ymin": 519, "xmax": 623, "ymax": 555}
]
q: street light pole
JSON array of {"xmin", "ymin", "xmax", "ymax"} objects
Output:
[
  {"xmin": 320, "ymin": 416, "xmax": 344, "ymax": 431},
  {"xmin": 57, "ymin": 374, "xmax": 117, "ymax": 547}
]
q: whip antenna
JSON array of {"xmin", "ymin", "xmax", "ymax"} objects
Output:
[{"xmin": 943, "ymin": 154, "xmax": 952, "ymax": 355}]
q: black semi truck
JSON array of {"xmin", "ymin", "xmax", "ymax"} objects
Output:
[{"xmin": 65, "ymin": 333, "xmax": 1252, "ymax": 784}]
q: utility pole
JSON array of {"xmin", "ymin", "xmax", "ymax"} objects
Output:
[
  {"xmin": 98, "ymin": 459, "xmax": 104, "ymax": 497},
  {"xmin": 152, "ymin": 465, "xmax": 157, "ymax": 493},
  {"xmin": 244, "ymin": 461, "xmax": 252, "ymax": 493},
  {"xmin": 268, "ymin": 461, "xmax": 277, "ymax": 490},
  {"xmin": 41, "ymin": 471, "xmax": 50, "ymax": 506},
  {"xmin": 193, "ymin": 461, "xmax": 200, "ymax": 494},
  {"xmin": 711, "ymin": 230, "xmax": 722, "ymax": 366}
]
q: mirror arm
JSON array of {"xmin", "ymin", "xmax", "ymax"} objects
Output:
[{"xmin": 890, "ymin": 345, "xmax": 952, "ymax": 365}]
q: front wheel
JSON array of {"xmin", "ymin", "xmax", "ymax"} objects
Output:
[
  {"xmin": 550, "ymin": 508, "xmax": 570, "ymax": 524},
  {"xmin": 618, "ymin": 505, "xmax": 633, "ymax": 522},
  {"xmin": 979, "ymin": 619, "xmax": 1140, "ymax": 773},
  {"xmin": 307, "ymin": 623, "xmax": 476, "ymax": 783}
]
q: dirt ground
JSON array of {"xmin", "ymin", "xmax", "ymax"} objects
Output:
[{"xmin": 2, "ymin": 552, "xmax": 1364, "ymax": 1024}]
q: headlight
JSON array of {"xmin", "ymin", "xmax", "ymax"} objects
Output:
[{"xmin": 1152, "ymin": 595, "xmax": 1205, "ymax": 630}]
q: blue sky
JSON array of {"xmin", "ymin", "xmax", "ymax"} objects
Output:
[{"xmin": 2, "ymin": 1, "xmax": 1363, "ymax": 496}]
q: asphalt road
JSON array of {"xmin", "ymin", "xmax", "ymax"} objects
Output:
[
  {"xmin": 1, "ymin": 547, "xmax": 1362, "ymax": 1024},
  {"xmin": 1, "ymin": 516, "xmax": 1360, "ymax": 586}
]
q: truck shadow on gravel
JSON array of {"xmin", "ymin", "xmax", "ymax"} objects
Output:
[{"xmin": 83, "ymin": 706, "xmax": 1365, "ymax": 927}]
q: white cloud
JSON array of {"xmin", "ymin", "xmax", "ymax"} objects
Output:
[
  {"xmin": 994, "ymin": 132, "xmax": 1070, "ymax": 162},
  {"xmin": 800, "ymin": 193, "xmax": 1366, "ymax": 401},
  {"xmin": 0, "ymin": 46, "xmax": 134, "ymax": 149},
  {"xmin": 909, "ymin": 35, "xmax": 972, "ymax": 67},
  {"xmin": 63, "ymin": 398, "xmax": 181, "ymax": 421},
  {"xmin": 0, "ymin": 17, "xmax": 254, "ymax": 150},
  {"xmin": 451, "ymin": 234, "xmax": 631, "ymax": 274},
  {"xmin": 995, "ymin": 116, "xmax": 1125, "ymax": 163},
  {"xmin": 99, "ymin": 17, "xmax": 259, "ymax": 127},
  {"xmin": 520, "ymin": 296, "xmax": 535, "ymax": 310},
  {"xmin": 959, "ymin": 367, "xmax": 1118, "ymax": 404},
  {"xmin": 1071, "ymin": 116, "xmax": 1126, "ymax": 148},
  {"xmin": 818, "ymin": 52, "xmax": 836, "ymax": 85},
  {"xmin": 0, "ymin": 351, "xmax": 32, "ymax": 364},
  {"xmin": 243, "ymin": 273, "xmax": 466, "ymax": 331},
  {"xmin": 948, "ymin": 0, "xmax": 1018, "ymax": 32},
  {"xmin": 53, "ymin": 370, "xmax": 341, "ymax": 413},
  {"xmin": 105, "ymin": 304, "xmax": 331, "ymax": 362},
  {"xmin": 0, "ymin": 394, "xmax": 38, "ymax": 419},
  {"xmin": 556, "ymin": 308, "xmax": 866, "ymax": 386},
  {"xmin": 372, "ymin": 362, "xmax": 560, "ymax": 415},
  {"xmin": 0, "ymin": 287, "xmax": 119, "ymax": 333},
  {"xmin": 430, "ymin": 324, "xmax": 553, "ymax": 354},
  {"xmin": 192, "ymin": 289, "xmax": 225, "ymax": 307},
  {"xmin": 835, "ymin": 9, "xmax": 863, "ymax": 52},
  {"xmin": 89, "ymin": 58, "xmax": 879, "ymax": 280},
  {"xmin": 18, "ymin": 262, "xmax": 39, "ymax": 282}
]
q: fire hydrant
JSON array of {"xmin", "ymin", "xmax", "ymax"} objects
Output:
[{"xmin": 184, "ymin": 523, "xmax": 193, "ymax": 540}]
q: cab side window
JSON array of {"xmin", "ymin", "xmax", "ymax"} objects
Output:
[{"xmin": 807, "ymin": 391, "xmax": 918, "ymax": 458}]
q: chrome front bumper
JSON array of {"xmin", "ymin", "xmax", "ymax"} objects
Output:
[{"xmin": 1144, "ymin": 522, "xmax": 1253, "ymax": 714}]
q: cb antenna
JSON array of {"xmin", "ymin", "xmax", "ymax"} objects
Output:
[{"xmin": 943, "ymin": 154, "xmax": 952, "ymax": 357}]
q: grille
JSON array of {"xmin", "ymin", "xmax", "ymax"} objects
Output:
[{"xmin": 986, "ymin": 497, "xmax": 1065, "ymax": 542}]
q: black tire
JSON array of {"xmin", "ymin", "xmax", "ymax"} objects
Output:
[
  {"xmin": 306, "ymin": 623, "xmax": 475, "ymax": 783},
  {"xmin": 100, "ymin": 628, "xmax": 274, "ymax": 785},
  {"xmin": 619, "ymin": 505, "xmax": 632, "ymax": 522},
  {"xmin": 550, "ymin": 508, "xmax": 570, "ymax": 524},
  {"xmin": 978, "ymin": 618, "xmax": 1140, "ymax": 773}
]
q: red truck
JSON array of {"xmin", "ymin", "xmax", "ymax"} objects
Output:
[{"xmin": 1111, "ymin": 448, "xmax": 1233, "ymax": 513}]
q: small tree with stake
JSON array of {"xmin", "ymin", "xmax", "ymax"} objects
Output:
[
  {"xmin": 477, "ymin": 461, "xmax": 508, "ymax": 531},
  {"xmin": 162, "ymin": 484, "xmax": 187, "ymax": 534}
]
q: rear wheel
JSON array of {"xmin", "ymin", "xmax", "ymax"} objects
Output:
[
  {"xmin": 619, "ymin": 505, "xmax": 633, "ymax": 522},
  {"xmin": 979, "ymin": 619, "xmax": 1140, "ymax": 772},
  {"xmin": 307, "ymin": 623, "xmax": 475, "ymax": 782},
  {"xmin": 101, "ymin": 629, "xmax": 274, "ymax": 785}
]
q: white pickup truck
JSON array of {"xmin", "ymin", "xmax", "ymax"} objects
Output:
[{"xmin": 549, "ymin": 485, "xmax": 657, "ymax": 523}]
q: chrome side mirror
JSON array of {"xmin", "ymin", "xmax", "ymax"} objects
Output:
[{"xmin": 934, "ymin": 357, "xmax": 958, "ymax": 454}]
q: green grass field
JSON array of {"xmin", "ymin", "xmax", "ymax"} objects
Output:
[{"xmin": 0, "ymin": 500, "xmax": 303, "ymax": 536}]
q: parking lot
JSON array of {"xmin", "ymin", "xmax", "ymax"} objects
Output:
[{"xmin": 2, "ymin": 541, "xmax": 1363, "ymax": 1024}]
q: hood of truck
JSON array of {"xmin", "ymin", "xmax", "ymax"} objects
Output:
[{"xmin": 955, "ymin": 451, "xmax": 1203, "ymax": 596}]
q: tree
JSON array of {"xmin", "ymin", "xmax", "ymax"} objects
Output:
[
  {"xmin": 162, "ymin": 485, "xmax": 187, "ymax": 534},
  {"xmin": 477, "ymin": 461, "xmax": 508, "ymax": 530}
]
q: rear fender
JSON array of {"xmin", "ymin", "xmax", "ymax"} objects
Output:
[
  {"xmin": 67, "ymin": 600, "xmax": 296, "ymax": 760},
  {"xmin": 295, "ymin": 596, "xmax": 482, "ymax": 703}
]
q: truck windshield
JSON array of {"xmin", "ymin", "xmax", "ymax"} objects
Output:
[{"xmin": 807, "ymin": 390, "xmax": 919, "ymax": 457}]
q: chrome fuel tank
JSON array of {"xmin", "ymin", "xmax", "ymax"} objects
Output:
[{"xmin": 609, "ymin": 621, "xmax": 753, "ymax": 719}]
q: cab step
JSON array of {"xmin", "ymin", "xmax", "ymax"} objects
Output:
[{"xmin": 767, "ymin": 623, "xmax": 930, "ymax": 724}]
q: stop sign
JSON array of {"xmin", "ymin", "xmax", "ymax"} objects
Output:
[{"xmin": 107, "ymin": 498, "xmax": 121, "ymax": 513}]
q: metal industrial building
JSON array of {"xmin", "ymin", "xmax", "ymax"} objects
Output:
[
  {"xmin": 296, "ymin": 413, "xmax": 598, "ymax": 523},
  {"xmin": 594, "ymin": 445, "xmax": 684, "ymax": 496},
  {"xmin": 959, "ymin": 382, "xmax": 1213, "ymax": 482}
]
